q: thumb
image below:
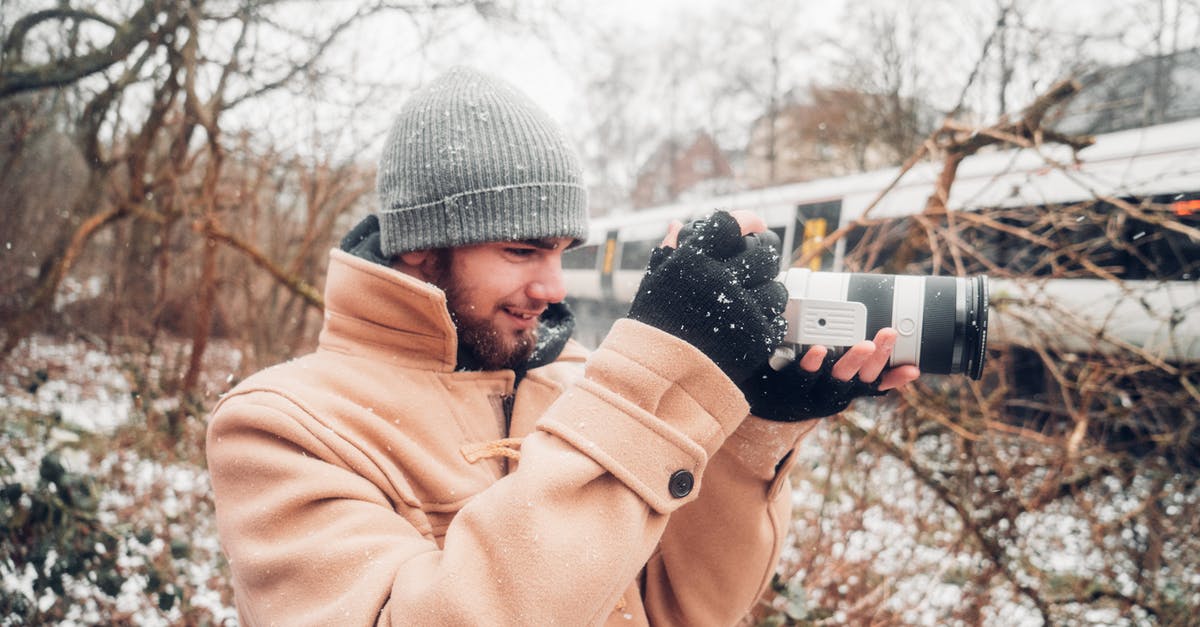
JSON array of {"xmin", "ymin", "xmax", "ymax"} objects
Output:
[{"xmin": 661, "ymin": 220, "xmax": 684, "ymax": 248}]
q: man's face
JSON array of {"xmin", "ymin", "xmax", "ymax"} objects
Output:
[{"xmin": 426, "ymin": 238, "xmax": 573, "ymax": 370}]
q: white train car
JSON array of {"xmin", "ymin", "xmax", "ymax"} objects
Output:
[{"xmin": 563, "ymin": 118, "xmax": 1200, "ymax": 363}]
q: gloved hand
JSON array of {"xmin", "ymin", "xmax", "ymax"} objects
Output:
[
  {"xmin": 742, "ymin": 353, "xmax": 889, "ymax": 422},
  {"xmin": 627, "ymin": 211, "xmax": 788, "ymax": 386}
]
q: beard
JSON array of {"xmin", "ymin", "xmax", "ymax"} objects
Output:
[{"xmin": 426, "ymin": 250, "xmax": 538, "ymax": 371}]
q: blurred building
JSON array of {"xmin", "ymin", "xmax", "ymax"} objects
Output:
[
  {"xmin": 740, "ymin": 86, "xmax": 938, "ymax": 189},
  {"xmin": 1050, "ymin": 48, "xmax": 1200, "ymax": 135},
  {"xmin": 623, "ymin": 50, "xmax": 1200, "ymax": 211},
  {"xmin": 629, "ymin": 132, "xmax": 737, "ymax": 209}
]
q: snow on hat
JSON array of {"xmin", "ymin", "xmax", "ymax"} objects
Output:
[{"xmin": 375, "ymin": 66, "xmax": 589, "ymax": 256}]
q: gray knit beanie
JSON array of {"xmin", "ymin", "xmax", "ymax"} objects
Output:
[{"xmin": 376, "ymin": 67, "xmax": 589, "ymax": 256}]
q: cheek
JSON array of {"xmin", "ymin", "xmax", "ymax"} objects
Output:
[
  {"xmin": 449, "ymin": 254, "xmax": 532, "ymax": 307},
  {"xmin": 485, "ymin": 269, "xmax": 533, "ymax": 300},
  {"xmin": 451, "ymin": 275, "xmax": 515, "ymax": 315}
]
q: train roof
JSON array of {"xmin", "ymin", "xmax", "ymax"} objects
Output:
[{"xmin": 585, "ymin": 116, "xmax": 1200, "ymax": 240}]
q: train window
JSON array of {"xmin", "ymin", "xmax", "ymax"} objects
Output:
[
  {"xmin": 956, "ymin": 202, "xmax": 1121, "ymax": 277},
  {"xmin": 792, "ymin": 200, "xmax": 841, "ymax": 271},
  {"xmin": 1005, "ymin": 346, "xmax": 1050, "ymax": 426},
  {"xmin": 768, "ymin": 226, "xmax": 786, "ymax": 247},
  {"xmin": 841, "ymin": 217, "xmax": 912, "ymax": 273},
  {"xmin": 562, "ymin": 244, "xmax": 599, "ymax": 270},
  {"xmin": 951, "ymin": 193, "xmax": 1199, "ymax": 280},
  {"xmin": 1125, "ymin": 193, "xmax": 1200, "ymax": 280},
  {"xmin": 619, "ymin": 240, "xmax": 656, "ymax": 271}
]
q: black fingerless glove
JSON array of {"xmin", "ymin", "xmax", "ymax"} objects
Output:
[
  {"xmin": 741, "ymin": 353, "xmax": 890, "ymax": 422},
  {"xmin": 627, "ymin": 211, "xmax": 788, "ymax": 385}
]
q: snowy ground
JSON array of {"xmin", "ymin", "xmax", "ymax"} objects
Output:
[
  {"xmin": 3, "ymin": 335, "xmax": 1192, "ymax": 625},
  {"xmin": 774, "ymin": 400, "xmax": 1195, "ymax": 627},
  {"xmin": 1, "ymin": 335, "xmax": 240, "ymax": 625}
]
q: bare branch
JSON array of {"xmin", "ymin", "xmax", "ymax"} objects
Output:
[
  {"xmin": 194, "ymin": 220, "xmax": 325, "ymax": 310},
  {"xmin": 841, "ymin": 416, "xmax": 1055, "ymax": 624},
  {"xmin": 0, "ymin": 0, "xmax": 169, "ymax": 99},
  {"xmin": 1, "ymin": 204, "xmax": 129, "ymax": 358},
  {"xmin": 223, "ymin": 2, "xmax": 391, "ymax": 108},
  {"xmin": 1, "ymin": 8, "xmax": 120, "ymax": 62}
]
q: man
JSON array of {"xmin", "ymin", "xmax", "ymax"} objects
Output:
[{"xmin": 206, "ymin": 67, "xmax": 917, "ymax": 626}]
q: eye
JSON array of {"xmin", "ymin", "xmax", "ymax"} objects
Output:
[{"xmin": 505, "ymin": 246, "xmax": 537, "ymax": 258}]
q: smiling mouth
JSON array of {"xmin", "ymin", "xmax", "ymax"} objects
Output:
[{"xmin": 504, "ymin": 307, "xmax": 542, "ymax": 321}]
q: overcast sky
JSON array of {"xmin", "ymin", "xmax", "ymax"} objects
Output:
[
  {"xmin": 248, "ymin": 0, "xmax": 851, "ymax": 158},
  {"xmin": 211, "ymin": 0, "xmax": 1200, "ymax": 171},
  {"xmin": 330, "ymin": 0, "xmax": 1180, "ymax": 117}
]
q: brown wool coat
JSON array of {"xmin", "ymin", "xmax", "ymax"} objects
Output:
[{"xmin": 206, "ymin": 249, "xmax": 817, "ymax": 626}]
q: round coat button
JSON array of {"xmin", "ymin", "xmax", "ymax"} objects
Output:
[{"xmin": 668, "ymin": 470, "xmax": 694, "ymax": 498}]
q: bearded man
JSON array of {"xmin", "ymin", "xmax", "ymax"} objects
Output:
[{"xmin": 205, "ymin": 67, "xmax": 917, "ymax": 626}]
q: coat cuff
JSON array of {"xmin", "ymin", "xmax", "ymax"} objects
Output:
[
  {"xmin": 725, "ymin": 417, "xmax": 819, "ymax": 479},
  {"xmin": 538, "ymin": 319, "xmax": 750, "ymax": 514},
  {"xmin": 725, "ymin": 417, "xmax": 820, "ymax": 501}
]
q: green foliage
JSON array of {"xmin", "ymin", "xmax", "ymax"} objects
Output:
[
  {"xmin": 0, "ymin": 399, "xmax": 229, "ymax": 624},
  {"xmin": 1, "ymin": 446, "xmax": 122, "ymax": 622}
]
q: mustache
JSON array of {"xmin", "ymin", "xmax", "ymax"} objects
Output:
[{"xmin": 500, "ymin": 300, "xmax": 547, "ymax": 317}]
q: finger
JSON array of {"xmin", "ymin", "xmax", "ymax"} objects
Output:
[
  {"xmin": 748, "ymin": 280, "xmax": 788, "ymax": 317},
  {"xmin": 731, "ymin": 245, "xmax": 782, "ymax": 287},
  {"xmin": 689, "ymin": 211, "xmax": 744, "ymax": 258},
  {"xmin": 798, "ymin": 344, "xmax": 828, "ymax": 371},
  {"xmin": 831, "ymin": 340, "xmax": 876, "ymax": 381},
  {"xmin": 767, "ymin": 314, "xmax": 788, "ymax": 347},
  {"xmin": 878, "ymin": 365, "xmax": 920, "ymax": 391},
  {"xmin": 727, "ymin": 209, "xmax": 767, "ymax": 236},
  {"xmin": 644, "ymin": 245, "xmax": 672, "ymax": 272},
  {"xmin": 858, "ymin": 328, "xmax": 898, "ymax": 383},
  {"xmin": 661, "ymin": 220, "xmax": 684, "ymax": 248}
]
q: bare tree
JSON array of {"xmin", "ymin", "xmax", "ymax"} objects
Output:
[
  {"xmin": 555, "ymin": 0, "xmax": 827, "ymax": 208},
  {"xmin": 755, "ymin": 11, "xmax": 1200, "ymax": 620},
  {"xmin": 0, "ymin": 2, "xmax": 541, "ymax": 620},
  {"xmin": 705, "ymin": 0, "xmax": 813, "ymax": 186},
  {"xmin": 0, "ymin": 0, "xmax": 510, "ymax": 385},
  {"xmin": 828, "ymin": 0, "xmax": 947, "ymax": 151},
  {"xmin": 557, "ymin": 18, "xmax": 660, "ymax": 214}
]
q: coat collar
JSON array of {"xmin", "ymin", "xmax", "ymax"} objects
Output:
[
  {"xmin": 319, "ymin": 249, "xmax": 460, "ymax": 371},
  {"xmin": 317, "ymin": 249, "xmax": 582, "ymax": 374}
]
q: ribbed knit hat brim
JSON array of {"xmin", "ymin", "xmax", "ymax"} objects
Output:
[{"xmin": 376, "ymin": 67, "xmax": 589, "ymax": 256}]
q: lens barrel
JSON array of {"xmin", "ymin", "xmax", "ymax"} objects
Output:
[{"xmin": 781, "ymin": 270, "xmax": 990, "ymax": 379}]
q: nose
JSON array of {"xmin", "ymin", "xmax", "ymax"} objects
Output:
[{"xmin": 527, "ymin": 259, "xmax": 567, "ymax": 304}]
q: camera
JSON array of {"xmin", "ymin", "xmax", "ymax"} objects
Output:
[
  {"xmin": 675, "ymin": 222, "xmax": 990, "ymax": 379},
  {"xmin": 773, "ymin": 267, "xmax": 989, "ymax": 380},
  {"xmin": 745, "ymin": 231, "xmax": 989, "ymax": 380}
]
